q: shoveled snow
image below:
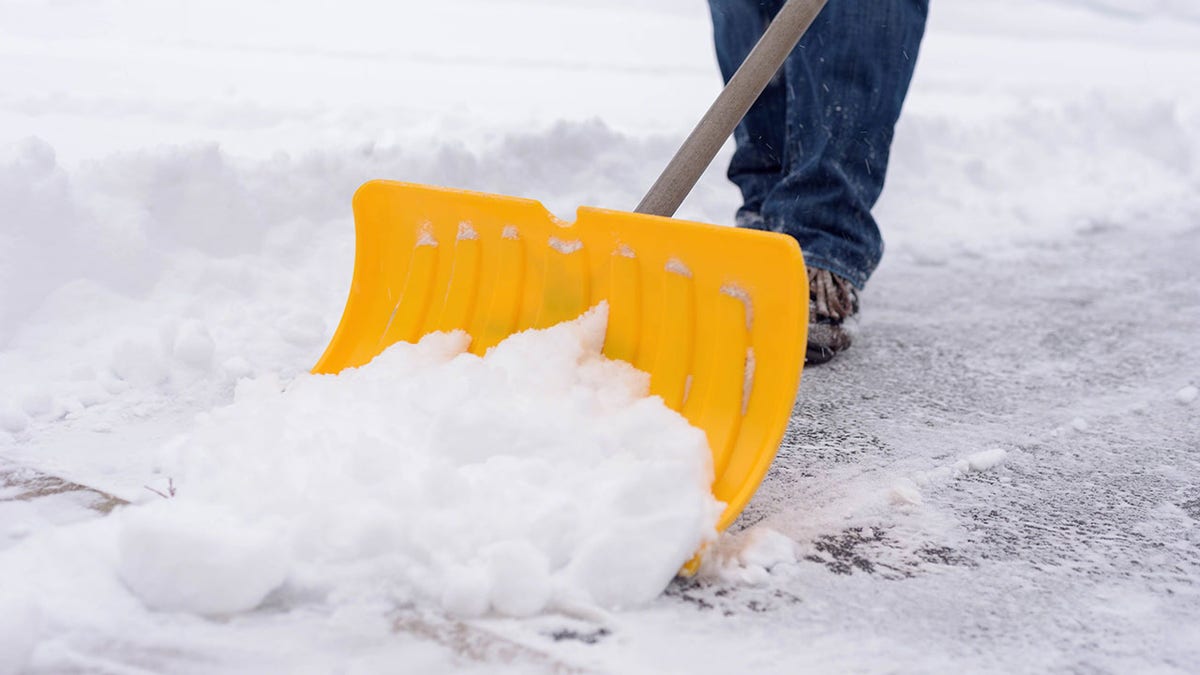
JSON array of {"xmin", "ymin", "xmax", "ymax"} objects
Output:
[
  {"xmin": 0, "ymin": 306, "xmax": 720, "ymax": 671},
  {"xmin": 4, "ymin": 305, "xmax": 719, "ymax": 631},
  {"xmin": 134, "ymin": 304, "xmax": 718, "ymax": 617},
  {"xmin": 117, "ymin": 500, "xmax": 291, "ymax": 615}
]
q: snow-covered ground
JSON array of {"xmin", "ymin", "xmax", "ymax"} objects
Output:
[{"xmin": 2, "ymin": 0, "xmax": 1199, "ymax": 672}]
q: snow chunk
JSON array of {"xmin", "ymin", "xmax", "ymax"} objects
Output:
[
  {"xmin": 221, "ymin": 356, "xmax": 254, "ymax": 380},
  {"xmin": 0, "ymin": 406, "xmax": 30, "ymax": 433},
  {"xmin": 486, "ymin": 541, "xmax": 552, "ymax": 617},
  {"xmin": 117, "ymin": 501, "xmax": 290, "ymax": 616},
  {"xmin": 20, "ymin": 391, "xmax": 53, "ymax": 418},
  {"xmin": 439, "ymin": 564, "xmax": 491, "ymax": 618},
  {"xmin": 172, "ymin": 320, "xmax": 215, "ymax": 370},
  {"xmin": 703, "ymin": 527, "xmax": 796, "ymax": 586},
  {"xmin": 965, "ymin": 448, "xmax": 1009, "ymax": 472},
  {"xmin": 918, "ymin": 448, "xmax": 1010, "ymax": 489},
  {"xmin": 110, "ymin": 339, "xmax": 168, "ymax": 386},
  {"xmin": 1175, "ymin": 385, "xmax": 1198, "ymax": 405},
  {"xmin": 76, "ymin": 382, "xmax": 110, "ymax": 408},
  {"xmin": 737, "ymin": 528, "xmax": 797, "ymax": 571},
  {"xmin": 890, "ymin": 479, "xmax": 924, "ymax": 506}
]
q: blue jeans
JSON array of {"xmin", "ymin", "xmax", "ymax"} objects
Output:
[{"xmin": 708, "ymin": 0, "xmax": 928, "ymax": 289}]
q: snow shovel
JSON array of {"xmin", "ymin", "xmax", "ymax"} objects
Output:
[{"xmin": 314, "ymin": 0, "xmax": 826, "ymax": 534}]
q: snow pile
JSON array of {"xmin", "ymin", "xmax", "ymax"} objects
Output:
[{"xmin": 119, "ymin": 304, "xmax": 720, "ymax": 618}]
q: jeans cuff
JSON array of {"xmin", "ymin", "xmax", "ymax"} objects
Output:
[{"xmin": 801, "ymin": 254, "xmax": 869, "ymax": 291}]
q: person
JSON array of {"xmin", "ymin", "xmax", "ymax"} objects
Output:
[{"xmin": 707, "ymin": 0, "xmax": 929, "ymax": 364}]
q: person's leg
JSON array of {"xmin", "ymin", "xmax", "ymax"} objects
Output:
[
  {"xmin": 762, "ymin": 0, "xmax": 929, "ymax": 289},
  {"xmin": 707, "ymin": 0, "xmax": 787, "ymax": 225}
]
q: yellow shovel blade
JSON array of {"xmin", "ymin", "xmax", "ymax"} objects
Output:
[{"xmin": 313, "ymin": 180, "xmax": 808, "ymax": 532}]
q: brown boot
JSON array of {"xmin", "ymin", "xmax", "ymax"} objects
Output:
[{"xmin": 806, "ymin": 268, "xmax": 858, "ymax": 365}]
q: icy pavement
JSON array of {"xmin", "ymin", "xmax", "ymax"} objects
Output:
[
  {"xmin": 424, "ymin": 182, "xmax": 1200, "ymax": 675},
  {"xmin": 677, "ymin": 219, "xmax": 1200, "ymax": 672},
  {"xmin": 2, "ymin": 0, "xmax": 1199, "ymax": 672}
]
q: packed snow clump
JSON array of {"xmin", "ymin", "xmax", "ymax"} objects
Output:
[
  {"xmin": 123, "ymin": 304, "xmax": 721, "ymax": 617},
  {"xmin": 702, "ymin": 526, "xmax": 798, "ymax": 585}
]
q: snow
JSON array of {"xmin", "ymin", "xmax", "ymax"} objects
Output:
[
  {"xmin": 547, "ymin": 236, "xmax": 584, "ymax": 255},
  {"xmin": 961, "ymin": 448, "xmax": 1008, "ymax": 473},
  {"xmin": 0, "ymin": 308, "xmax": 719, "ymax": 671},
  {"xmin": 0, "ymin": 587, "xmax": 38, "ymax": 675},
  {"xmin": 0, "ymin": 408, "xmax": 28, "ymax": 435},
  {"xmin": 136, "ymin": 305, "xmax": 717, "ymax": 618},
  {"xmin": 2, "ymin": 0, "xmax": 1200, "ymax": 672},
  {"xmin": 117, "ymin": 500, "xmax": 291, "ymax": 615},
  {"xmin": 703, "ymin": 526, "xmax": 800, "ymax": 586}
]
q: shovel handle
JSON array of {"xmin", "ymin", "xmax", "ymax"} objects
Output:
[{"xmin": 635, "ymin": 0, "xmax": 828, "ymax": 218}]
